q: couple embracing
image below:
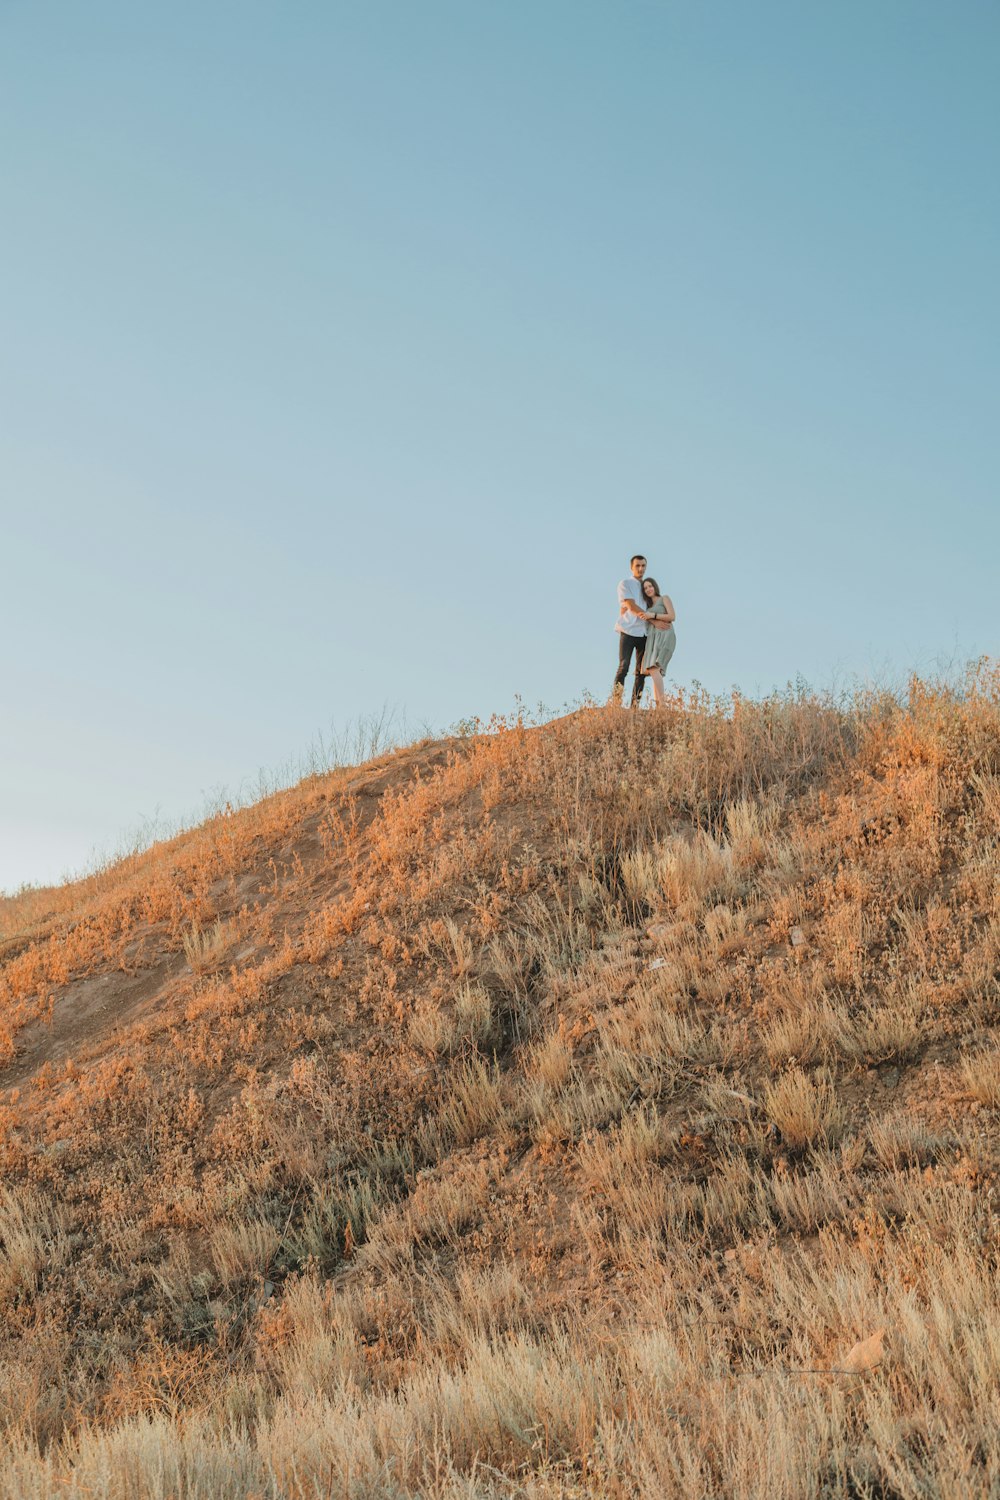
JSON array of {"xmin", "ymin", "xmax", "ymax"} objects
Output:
[{"xmin": 612, "ymin": 554, "xmax": 676, "ymax": 709}]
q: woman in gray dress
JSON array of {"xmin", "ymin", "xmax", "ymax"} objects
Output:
[{"xmin": 639, "ymin": 577, "xmax": 676, "ymax": 708}]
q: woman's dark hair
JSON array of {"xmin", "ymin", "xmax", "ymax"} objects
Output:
[{"xmin": 642, "ymin": 577, "xmax": 660, "ymax": 600}]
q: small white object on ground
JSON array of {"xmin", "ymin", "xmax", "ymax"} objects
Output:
[
  {"xmin": 841, "ymin": 1328, "xmax": 887, "ymax": 1373},
  {"xmin": 648, "ymin": 957, "xmax": 666, "ymax": 970},
  {"xmin": 790, "ymin": 926, "xmax": 806, "ymax": 947}
]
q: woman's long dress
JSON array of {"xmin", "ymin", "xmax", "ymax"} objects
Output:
[{"xmin": 642, "ymin": 601, "xmax": 676, "ymax": 675}]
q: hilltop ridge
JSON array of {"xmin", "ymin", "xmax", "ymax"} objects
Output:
[{"xmin": 3, "ymin": 674, "xmax": 1000, "ymax": 1498}]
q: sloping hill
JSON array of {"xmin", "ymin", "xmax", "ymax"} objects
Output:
[{"xmin": 3, "ymin": 675, "xmax": 1000, "ymax": 1498}]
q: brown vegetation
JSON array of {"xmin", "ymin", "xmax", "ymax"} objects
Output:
[{"xmin": 2, "ymin": 666, "xmax": 1000, "ymax": 1496}]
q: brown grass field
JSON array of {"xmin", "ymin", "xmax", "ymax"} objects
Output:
[{"xmin": 2, "ymin": 667, "xmax": 1000, "ymax": 1497}]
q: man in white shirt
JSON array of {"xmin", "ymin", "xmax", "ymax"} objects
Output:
[{"xmin": 613, "ymin": 554, "xmax": 650, "ymax": 707}]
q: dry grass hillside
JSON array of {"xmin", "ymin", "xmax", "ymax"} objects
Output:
[{"xmin": 3, "ymin": 669, "xmax": 1000, "ymax": 1498}]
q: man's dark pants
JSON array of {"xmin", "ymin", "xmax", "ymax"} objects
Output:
[{"xmin": 614, "ymin": 632, "xmax": 646, "ymax": 705}]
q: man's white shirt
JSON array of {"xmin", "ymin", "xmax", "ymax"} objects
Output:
[{"xmin": 616, "ymin": 577, "xmax": 648, "ymax": 637}]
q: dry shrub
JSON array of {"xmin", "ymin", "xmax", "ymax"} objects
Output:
[
  {"xmin": 256, "ymin": 1272, "xmax": 363, "ymax": 1397},
  {"xmin": 764, "ymin": 1068, "xmax": 844, "ymax": 1150},
  {"xmin": 598, "ymin": 984, "xmax": 725, "ymax": 1087},
  {"xmin": 725, "ymin": 795, "xmax": 781, "ymax": 868},
  {"xmin": 453, "ymin": 981, "xmax": 494, "ymax": 1047},
  {"xmin": 0, "ymin": 1186, "xmax": 67, "ymax": 1300},
  {"xmin": 406, "ymin": 1174, "xmax": 485, "ymax": 1247},
  {"xmin": 531, "ymin": 1071, "xmax": 629, "ymax": 1145},
  {"xmin": 360, "ymin": 1170, "xmax": 490, "ymax": 1275},
  {"xmin": 285, "ymin": 1175, "xmax": 386, "ymax": 1274},
  {"xmin": 701, "ymin": 900, "xmax": 748, "ymax": 951},
  {"xmin": 408, "ymin": 1002, "xmax": 454, "ymax": 1056},
  {"xmin": 971, "ymin": 768, "xmax": 1000, "ymax": 834},
  {"xmin": 102, "ymin": 1336, "xmax": 218, "ymax": 1422},
  {"xmin": 577, "ymin": 1106, "xmax": 671, "ymax": 1198},
  {"xmin": 420, "ymin": 1260, "xmax": 534, "ymax": 1347},
  {"xmin": 0, "ymin": 1412, "xmax": 262, "ymax": 1498},
  {"xmin": 437, "ymin": 1057, "xmax": 505, "ymax": 1146},
  {"xmin": 484, "ymin": 928, "xmax": 542, "ymax": 1036},
  {"xmin": 761, "ymin": 998, "xmax": 844, "ymax": 1068},
  {"xmin": 182, "ymin": 917, "xmax": 241, "ymax": 975},
  {"xmin": 573, "ymin": 1110, "xmax": 751, "ymax": 1244},
  {"xmin": 959, "ymin": 1043, "xmax": 1000, "ymax": 1107},
  {"xmin": 208, "ymin": 1216, "xmax": 281, "ymax": 1286},
  {"xmin": 256, "ymin": 1329, "xmax": 612, "ymax": 1495},
  {"xmin": 621, "ymin": 831, "xmax": 737, "ymax": 915},
  {"xmin": 409, "ymin": 982, "xmax": 495, "ymax": 1057},
  {"xmin": 150, "ymin": 1237, "xmax": 215, "ymax": 1337},
  {"xmin": 841, "ymin": 996, "xmax": 924, "ymax": 1064},
  {"xmin": 763, "ymin": 1152, "xmax": 858, "ymax": 1234},
  {"xmin": 869, "ymin": 1112, "xmax": 945, "ymax": 1170},
  {"xmin": 527, "ymin": 1030, "xmax": 573, "ymax": 1093},
  {"xmin": 441, "ymin": 916, "xmax": 475, "ymax": 978}
]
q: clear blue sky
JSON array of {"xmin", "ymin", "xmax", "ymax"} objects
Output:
[{"xmin": 2, "ymin": 1, "xmax": 997, "ymax": 893}]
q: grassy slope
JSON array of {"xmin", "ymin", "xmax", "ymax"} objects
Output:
[{"xmin": 2, "ymin": 673, "xmax": 1000, "ymax": 1498}]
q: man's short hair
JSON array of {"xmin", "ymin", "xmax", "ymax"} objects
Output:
[{"xmin": 630, "ymin": 554, "xmax": 647, "ymax": 566}]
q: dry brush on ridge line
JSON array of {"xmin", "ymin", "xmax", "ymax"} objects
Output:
[{"xmin": 2, "ymin": 666, "xmax": 1000, "ymax": 1497}]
